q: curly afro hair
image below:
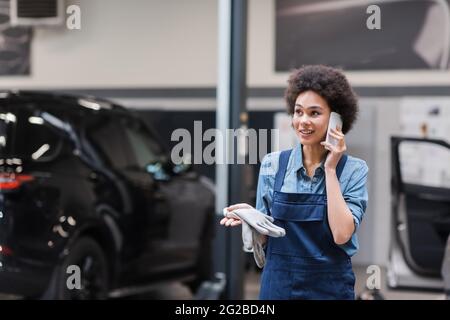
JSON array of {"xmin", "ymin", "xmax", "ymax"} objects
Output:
[{"xmin": 284, "ymin": 65, "xmax": 358, "ymax": 134}]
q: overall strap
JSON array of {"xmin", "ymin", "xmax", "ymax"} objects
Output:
[
  {"xmin": 336, "ymin": 154, "xmax": 348, "ymax": 180},
  {"xmin": 274, "ymin": 150, "xmax": 347, "ymax": 193},
  {"xmin": 274, "ymin": 149, "xmax": 292, "ymax": 192}
]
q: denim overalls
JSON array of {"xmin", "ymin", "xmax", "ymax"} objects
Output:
[{"xmin": 259, "ymin": 149, "xmax": 355, "ymax": 300}]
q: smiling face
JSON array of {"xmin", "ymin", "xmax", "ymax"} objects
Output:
[{"xmin": 292, "ymin": 90, "xmax": 332, "ymax": 146}]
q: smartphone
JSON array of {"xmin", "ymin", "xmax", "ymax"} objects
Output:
[{"xmin": 325, "ymin": 112, "xmax": 343, "ymax": 146}]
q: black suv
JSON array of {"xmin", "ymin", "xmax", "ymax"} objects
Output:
[{"xmin": 0, "ymin": 91, "xmax": 215, "ymax": 299}]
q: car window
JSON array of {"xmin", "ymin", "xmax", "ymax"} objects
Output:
[
  {"xmin": 399, "ymin": 140, "xmax": 450, "ymax": 188},
  {"xmin": 0, "ymin": 107, "xmax": 63, "ymax": 162},
  {"xmin": 86, "ymin": 116, "xmax": 134, "ymax": 169},
  {"xmin": 122, "ymin": 119, "xmax": 164, "ymax": 169}
]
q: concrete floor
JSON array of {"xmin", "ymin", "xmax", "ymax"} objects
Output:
[{"xmin": 1, "ymin": 264, "xmax": 446, "ymax": 300}]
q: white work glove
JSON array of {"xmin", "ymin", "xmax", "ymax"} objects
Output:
[
  {"xmin": 224, "ymin": 207, "xmax": 285, "ymax": 237},
  {"xmin": 222, "ymin": 205, "xmax": 285, "ymax": 268},
  {"xmin": 235, "ymin": 216, "xmax": 266, "ymax": 268},
  {"xmin": 251, "ymin": 226, "xmax": 267, "ymax": 268}
]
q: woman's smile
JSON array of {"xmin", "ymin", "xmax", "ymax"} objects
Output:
[{"xmin": 299, "ymin": 128, "xmax": 314, "ymax": 136}]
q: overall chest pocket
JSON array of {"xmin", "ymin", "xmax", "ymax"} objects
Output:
[{"xmin": 270, "ymin": 200, "xmax": 327, "ymax": 258}]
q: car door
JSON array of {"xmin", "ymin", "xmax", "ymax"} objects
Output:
[
  {"xmin": 118, "ymin": 115, "xmax": 208, "ymax": 283},
  {"xmin": 84, "ymin": 114, "xmax": 174, "ymax": 281},
  {"xmin": 388, "ymin": 136, "xmax": 450, "ymax": 290}
]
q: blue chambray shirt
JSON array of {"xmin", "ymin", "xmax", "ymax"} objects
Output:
[{"xmin": 255, "ymin": 142, "xmax": 369, "ymax": 257}]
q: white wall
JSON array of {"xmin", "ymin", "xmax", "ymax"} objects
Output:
[
  {"xmin": 0, "ymin": 0, "xmax": 218, "ymax": 89},
  {"xmin": 1, "ymin": 0, "xmax": 450, "ymax": 89}
]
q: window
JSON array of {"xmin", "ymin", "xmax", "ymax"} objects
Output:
[
  {"xmin": 0, "ymin": 107, "xmax": 63, "ymax": 162},
  {"xmin": 122, "ymin": 120, "xmax": 163, "ymax": 169},
  {"xmin": 86, "ymin": 115, "xmax": 164, "ymax": 170},
  {"xmin": 86, "ymin": 116, "xmax": 133, "ymax": 169},
  {"xmin": 399, "ymin": 140, "xmax": 450, "ymax": 188},
  {"xmin": 276, "ymin": 0, "xmax": 449, "ymax": 70}
]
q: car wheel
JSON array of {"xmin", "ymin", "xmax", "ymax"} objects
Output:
[{"xmin": 41, "ymin": 237, "xmax": 109, "ymax": 300}]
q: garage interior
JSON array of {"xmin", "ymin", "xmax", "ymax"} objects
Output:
[{"xmin": 0, "ymin": 0, "xmax": 450, "ymax": 300}]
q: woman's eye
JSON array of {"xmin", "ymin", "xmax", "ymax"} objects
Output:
[{"xmin": 312, "ymin": 111, "xmax": 320, "ymax": 116}]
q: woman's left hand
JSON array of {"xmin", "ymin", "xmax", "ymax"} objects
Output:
[{"xmin": 320, "ymin": 127, "xmax": 347, "ymax": 171}]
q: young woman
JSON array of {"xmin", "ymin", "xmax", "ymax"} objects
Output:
[{"xmin": 221, "ymin": 65, "xmax": 369, "ymax": 300}]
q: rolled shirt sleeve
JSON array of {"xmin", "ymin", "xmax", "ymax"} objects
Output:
[
  {"xmin": 255, "ymin": 152, "xmax": 279, "ymax": 216},
  {"xmin": 343, "ymin": 160, "xmax": 369, "ymax": 232}
]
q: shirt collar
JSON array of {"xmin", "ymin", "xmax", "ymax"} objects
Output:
[{"xmin": 291, "ymin": 142, "xmax": 326, "ymax": 174}]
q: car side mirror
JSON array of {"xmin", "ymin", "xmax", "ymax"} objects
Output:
[
  {"xmin": 146, "ymin": 160, "xmax": 170, "ymax": 181},
  {"xmin": 172, "ymin": 153, "xmax": 193, "ymax": 174}
]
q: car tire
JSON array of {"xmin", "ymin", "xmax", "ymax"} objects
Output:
[{"xmin": 40, "ymin": 237, "xmax": 109, "ymax": 300}]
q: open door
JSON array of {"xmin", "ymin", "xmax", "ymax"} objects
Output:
[{"xmin": 388, "ymin": 136, "xmax": 450, "ymax": 291}]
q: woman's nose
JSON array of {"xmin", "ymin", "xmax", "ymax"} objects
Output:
[{"xmin": 300, "ymin": 115, "xmax": 312, "ymax": 125}]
